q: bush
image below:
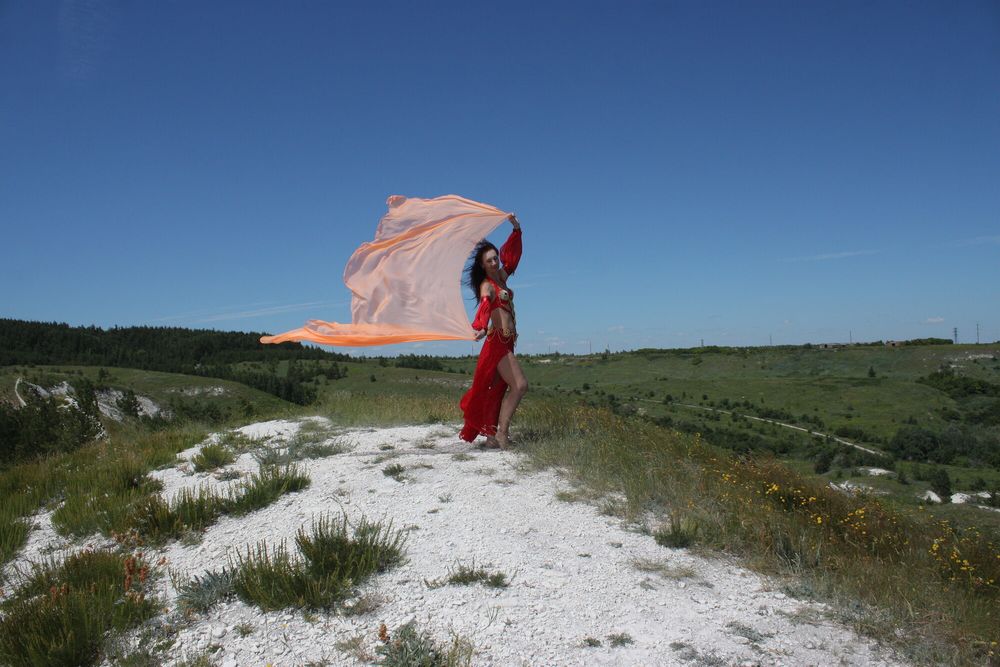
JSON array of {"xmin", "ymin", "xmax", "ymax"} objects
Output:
[
  {"xmin": 0, "ymin": 550, "xmax": 159, "ymax": 667},
  {"xmin": 929, "ymin": 468, "xmax": 952, "ymax": 501},
  {"xmin": 814, "ymin": 448, "xmax": 835, "ymax": 475},
  {"xmin": 231, "ymin": 514, "xmax": 406, "ymax": 611},
  {"xmin": 0, "ymin": 395, "xmax": 101, "ymax": 465},
  {"xmin": 376, "ymin": 621, "xmax": 473, "ymax": 667},
  {"xmin": 191, "ymin": 443, "xmax": 235, "ymax": 472}
]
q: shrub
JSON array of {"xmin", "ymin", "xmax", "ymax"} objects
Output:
[
  {"xmin": 0, "ymin": 550, "xmax": 159, "ymax": 667},
  {"xmin": 191, "ymin": 443, "xmax": 235, "ymax": 472},
  {"xmin": 230, "ymin": 514, "xmax": 406, "ymax": 611},
  {"xmin": 223, "ymin": 465, "xmax": 310, "ymax": 516},
  {"xmin": 929, "ymin": 467, "xmax": 952, "ymax": 501},
  {"xmin": 376, "ymin": 621, "xmax": 473, "ymax": 667},
  {"xmin": 177, "ymin": 569, "xmax": 236, "ymax": 614}
]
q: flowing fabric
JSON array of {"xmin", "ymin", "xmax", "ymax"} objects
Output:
[{"xmin": 260, "ymin": 195, "xmax": 510, "ymax": 346}]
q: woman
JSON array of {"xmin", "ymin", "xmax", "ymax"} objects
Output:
[{"xmin": 459, "ymin": 213, "xmax": 527, "ymax": 449}]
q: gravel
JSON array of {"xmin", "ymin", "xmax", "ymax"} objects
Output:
[{"xmin": 8, "ymin": 418, "xmax": 908, "ymax": 666}]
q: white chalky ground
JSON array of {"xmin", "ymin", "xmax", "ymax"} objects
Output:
[{"xmin": 7, "ymin": 418, "xmax": 907, "ymax": 666}]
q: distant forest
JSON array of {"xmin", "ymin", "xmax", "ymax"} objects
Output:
[{"xmin": 0, "ymin": 319, "xmax": 351, "ymax": 405}]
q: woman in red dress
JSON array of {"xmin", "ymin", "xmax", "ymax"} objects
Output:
[{"xmin": 459, "ymin": 214, "xmax": 526, "ymax": 449}]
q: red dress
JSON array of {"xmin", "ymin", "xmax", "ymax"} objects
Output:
[{"xmin": 459, "ymin": 229, "xmax": 522, "ymax": 442}]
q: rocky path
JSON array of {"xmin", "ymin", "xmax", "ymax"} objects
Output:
[
  {"xmin": 150, "ymin": 419, "xmax": 903, "ymax": 666},
  {"xmin": 7, "ymin": 418, "xmax": 906, "ymax": 666}
]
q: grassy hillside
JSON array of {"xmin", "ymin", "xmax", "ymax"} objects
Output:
[
  {"xmin": 1, "ymin": 342, "xmax": 999, "ymax": 664},
  {"xmin": 0, "ymin": 365, "xmax": 293, "ymax": 424}
]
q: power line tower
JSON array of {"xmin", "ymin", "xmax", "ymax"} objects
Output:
[
  {"xmin": 953, "ymin": 327, "xmax": 958, "ymax": 344},
  {"xmin": 976, "ymin": 323, "xmax": 980, "ymax": 345}
]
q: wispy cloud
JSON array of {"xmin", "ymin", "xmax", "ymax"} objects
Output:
[
  {"xmin": 155, "ymin": 301, "xmax": 346, "ymax": 324},
  {"xmin": 950, "ymin": 234, "xmax": 1000, "ymax": 247},
  {"xmin": 608, "ymin": 325, "xmax": 625, "ymax": 333},
  {"xmin": 783, "ymin": 250, "xmax": 879, "ymax": 262},
  {"xmin": 923, "ymin": 316, "xmax": 945, "ymax": 324}
]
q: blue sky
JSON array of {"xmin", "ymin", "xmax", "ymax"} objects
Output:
[{"xmin": 2, "ymin": 1, "xmax": 998, "ymax": 355}]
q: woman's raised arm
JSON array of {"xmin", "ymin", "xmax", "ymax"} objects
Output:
[{"xmin": 499, "ymin": 214, "xmax": 522, "ymax": 275}]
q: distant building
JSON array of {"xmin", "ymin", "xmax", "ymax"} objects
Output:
[{"xmin": 884, "ymin": 340, "xmax": 903, "ymax": 348}]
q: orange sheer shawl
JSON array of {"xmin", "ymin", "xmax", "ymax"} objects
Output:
[{"xmin": 260, "ymin": 195, "xmax": 511, "ymax": 346}]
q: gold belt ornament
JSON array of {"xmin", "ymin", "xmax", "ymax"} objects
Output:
[{"xmin": 488, "ymin": 327, "xmax": 517, "ymax": 342}]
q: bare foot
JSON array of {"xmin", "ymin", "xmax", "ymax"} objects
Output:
[
  {"xmin": 496, "ymin": 432, "xmax": 515, "ymax": 450},
  {"xmin": 483, "ymin": 435, "xmax": 501, "ymax": 449}
]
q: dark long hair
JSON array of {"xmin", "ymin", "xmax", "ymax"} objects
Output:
[{"xmin": 465, "ymin": 240, "xmax": 498, "ymax": 301}]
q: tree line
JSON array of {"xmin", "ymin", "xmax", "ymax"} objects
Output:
[{"xmin": 0, "ymin": 319, "xmax": 352, "ymax": 405}]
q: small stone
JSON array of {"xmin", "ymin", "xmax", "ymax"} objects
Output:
[
  {"xmin": 222, "ymin": 660, "xmax": 238, "ymax": 667},
  {"xmin": 212, "ymin": 626, "xmax": 227, "ymax": 639}
]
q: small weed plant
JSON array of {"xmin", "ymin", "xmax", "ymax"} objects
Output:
[
  {"xmin": 426, "ymin": 562, "xmax": 510, "ymax": 589},
  {"xmin": 607, "ymin": 632, "xmax": 634, "ymax": 647},
  {"xmin": 177, "ymin": 568, "xmax": 236, "ymax": 614},
  {"xmin": 376, "ymin": 621, "xmax": 473, "ymax": 667},
  {"xmin": 382, "ymin": 464, "xmax": 406, "ymax": 481}
]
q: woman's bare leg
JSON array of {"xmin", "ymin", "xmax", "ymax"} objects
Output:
[{"xmin": 495, "ymin": 352, "xmax": 528, "ymax": 448}]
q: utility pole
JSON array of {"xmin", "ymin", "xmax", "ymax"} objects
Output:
[
  {"xmin": 977, "ymin": 323, "xmax": 980, "ymax": 345},
  {"xmin": 953, "ymin": 327, "xmax": 958, "ymax": 344},
  {"xmin": 700, "ymin": 338, "xmax": 704, "ymax": 348},
  {"xmin": 849, "ymin": 330, "xmax": 853, "ymax": 344},
  {"xmin": 588, "ymin": 340, "xmax": 592, "ymax": 355}
]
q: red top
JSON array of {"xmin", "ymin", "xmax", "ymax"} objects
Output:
[{"xmin": 471, "ymin": 228, "xmax": 521, "ymax": 331}]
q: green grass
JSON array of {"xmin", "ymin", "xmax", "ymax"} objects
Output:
[
  {"xmin": 127, "ymin": 464, "xmax": 309, "ymax": 544},
  {"xmin": 0, "ymin": 549, "xmax": 160, "ymax": 667},
  {"xmin": 127, "ymin": 486, "xmax": 221, "ymax": 541},
  {"xmin": 190, "ymin": 443, "xmax": 234, "ymax": 472},
  {"xmin": 230, "ymin": 513, "xmax": 406, "ymax": 611},
  {"xmin": 48, "ymin": 431, "xmax": 200, "ymax": 539},
  {"xmin": 0, "ymin": 365, "xmax": 292, "ymax": 423},
  {"xmin": 425, "ymin": 562, "xmax": 511, "ymax": 589},
  {"xmin": 223, "ymin": 464, "xmax": 310, "ymax": 516}
]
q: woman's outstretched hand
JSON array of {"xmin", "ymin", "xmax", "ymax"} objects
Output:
[
  {"xmin": 508, "ymin": 213, "xmax": 520, "ymax": 229},
  {"xmin": 473, "ymin": 328, "xmax": 487, "ymax": 341}
]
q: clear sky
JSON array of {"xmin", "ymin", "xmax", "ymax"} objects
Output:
[{"xmin": 3, "ymin": 1, "xmax": 999, "ymax": 356}]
